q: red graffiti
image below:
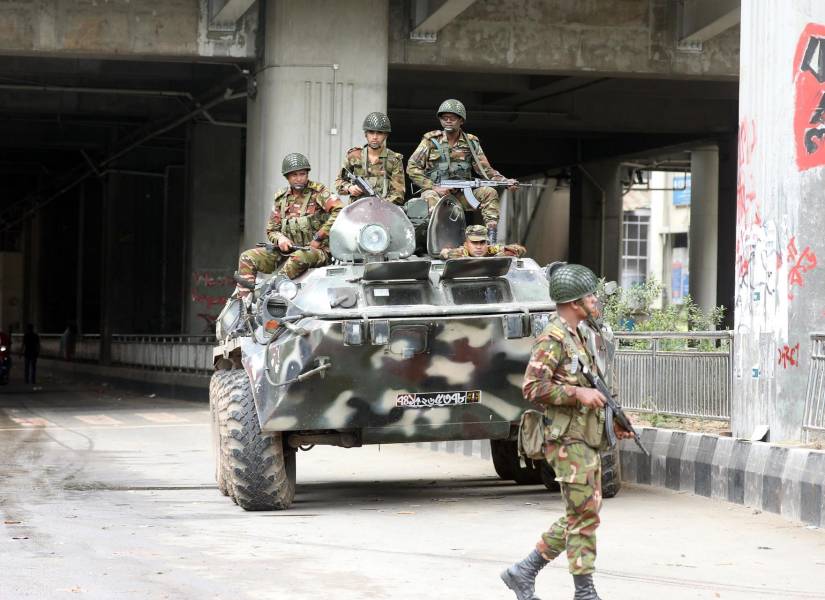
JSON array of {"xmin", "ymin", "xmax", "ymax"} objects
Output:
[
  {"xmin": 786, "ymin": 236, "xmax": 818, "ymax": 299},
  {"xmin": 190, "ymin": 293, "xmax": 226, "ymax": 309},
  {"xmin": 794, "ymin": 23, "xmax": 825, "ymax": 170},
  {"xmin": 736, "ymin": 119, "xmax": 758, "ymax": 225},
  {"xmin": 778, "ymin": 343, "xmax": 800, "ymax": 368},
  {"xmin": 192, "ymin": 272, "xmax": 234, "ymax": 288}
]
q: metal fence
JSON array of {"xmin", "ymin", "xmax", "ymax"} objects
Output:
[
  {"xmin": 802, "ymin": 333, "xmax": 825, "ymax": 440},
  {"xmin": 613, "ymin": 331, "xmax": 733, "ymax": 420},
  {"xmin": 14, "ymin": 330, "xmax": 734, "ymax": 419},
  {"xmin": 12, "ymin": 333, "xmax": 214, "ymax": 374}
]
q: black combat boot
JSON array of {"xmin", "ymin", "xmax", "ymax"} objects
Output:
[
  {"xmin": 572, "ymin": 574, "xmax": 602, "ymax": 600},
  {"xmin": 500, "ymin": 549, "xmax": 549, "ymax": 600}
]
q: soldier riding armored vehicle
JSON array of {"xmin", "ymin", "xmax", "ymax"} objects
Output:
[{"xmin": 211, "ymin": 190, "xmax": 621, "ymax": 510}]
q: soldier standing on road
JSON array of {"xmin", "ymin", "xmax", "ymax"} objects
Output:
[
  {"xmin": 235, "ymin": 153, "xmax": 342, "ymax": 295},
  {"xmin": 406, "ymin": 98, "xmax": 516, "ymax": 243},
  {"xmin": 439, "ymin": 225, "xmax": 526, "ymax": 259},
  {"xmin": 501, "ymin": 264, "xmax": 634, "ymax": 600},
  {"xmin": 334, "ymin": 112, "xmax": 406, "ymax": 205}
]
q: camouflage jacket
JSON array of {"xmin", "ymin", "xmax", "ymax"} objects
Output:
[
  {"xmin": 523, "ymin": 314, "xmax": 605, "ymax": 449},
  {"xmin": 334, "ymin": 146, "xmax": 406, "ymax": 205},
  {"xmin": 441, "ymin": 243, "xmax": 527, "ymax": 259},
  {"xmin": 406, "ymin": 130, "xmax": 504, "ymax": 190},
  {"xmin": 266, "ymin": 181, "xmax": 343, "ymax": 248}
]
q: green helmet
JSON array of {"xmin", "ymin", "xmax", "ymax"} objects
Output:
[
  {"xmin": 281, "ymin": 152, "xmax": 311, "ymax": 175},
  {"xmin": 437, "ymin": 98, "xmax": 467, "ymax": 121},
  {"xmin": 362, "ymin": 111, "xmax": 391, "ymax": 133},
  {"xmin": 548, "ymin": 263, "xmax": 598, "ymax": 304}
]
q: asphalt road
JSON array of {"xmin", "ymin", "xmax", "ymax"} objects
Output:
[{"xmin": 1, "ymin": 376, "xmax": 824, "ymax": 600}]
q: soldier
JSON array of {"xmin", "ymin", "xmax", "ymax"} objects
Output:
[
  {"xmin": 439, "ymin": 225, "xmax": 526, "ymax": 259},
  {"xmin": 500, "ymin": 264, "xmax": 634, "ymax": 600},
  {"xmin": 334, "ymin": 112, "xmax": 405, "ymax": 205},
  {"xmin": 406, "ymin": 98, "xmax": 516, "ymax": 242},
  {"xmin": 235, "ymin": 153, "xmax": 342, "ymax": 296}
]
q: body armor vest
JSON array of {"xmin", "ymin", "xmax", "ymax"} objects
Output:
[
  {"xmin": 426, "ymin": 132, "xmax": 476, "ymax": 183},
  {"xmin": 278, "ymin": 189, "xmax": 327, "ymax": 247}
]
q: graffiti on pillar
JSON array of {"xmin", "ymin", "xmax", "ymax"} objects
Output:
[
  {"xmin": 191, "ymin": 270, "xmax": 234, "ymax": 333},
  {"xmin": 786, "ymin": 236, "xmax": 817, "ymax": 300},
  {"xmin": 777, "ymin": 343, "xmax": 800, "ymax": 369},
  {"xmin": 794, "ymin": 23, "xmax": 825, "ymax": 171}
]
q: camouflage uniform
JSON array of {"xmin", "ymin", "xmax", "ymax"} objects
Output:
[
  {"xmin": 334, "ymin": 146, "xmax": 406, "ymax": 205},
  {"xmin": 442, "ymin": 243, "xmax": 526, "ymax": 259},
  {"xmin": 523, "ymin": 313, "xmax": 605, "ymax": 576},
  {"xmin": 238, "ymin": 181, "xmax": 342, "ymax": 284},
  {"xmin": 406, "ymin": 130, "xmax": 505, "ymax": 225}
]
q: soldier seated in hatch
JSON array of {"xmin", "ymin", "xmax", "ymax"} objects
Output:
[
  {"xmin": 234, "ymin": 152, "xmax": 342, "ymax": 296},
  {"xmin": 440, "ymin": 225, "xmax": 526, "ymax": 259},
  {"xmin": 334, "ymin": 111, "xmax": 406, "ymax": 205}
]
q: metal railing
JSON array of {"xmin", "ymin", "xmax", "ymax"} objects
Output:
[
  {"xmin": 14, "ymin": 330, "xmax": 734, "ymax": 418},
  {"xmin": 12, "ymin": 333, "xmax": 214, "ymax": 374},
  {"xmin": 803, "ymin": 333, "xmax": 825, "ymax": 440},
  {"xmin": 613, "ymin": 331, "xmax": 733, "ymax": 420}
]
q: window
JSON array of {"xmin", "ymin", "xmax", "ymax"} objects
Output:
[{"xmin": 621, "ymin": 211, "xmax": 650, "ymax": 288}]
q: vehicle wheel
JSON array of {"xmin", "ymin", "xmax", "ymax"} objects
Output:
[
  {"xmin": 209, "ymin": 370, "xmax": 233, "ymax": 496},
  {"xmin": 224, "ymin": 369, "xmax": 296, "ymax": 510},
  {"xmin": 490, "ymin": 439, "xmax": 515, "ymax": 480},
  {"xmin": 540, "ymin": 461, "xmax": 560, "ymax": 492},
  {"xmin": 600, "ymin": 447, "xmax": 622, "ymax": 499},
  {"xmin": 489, "ymin": 439, "xmax": 542, "ymax": 485}
]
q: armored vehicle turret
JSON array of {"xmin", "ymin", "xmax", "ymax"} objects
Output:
[{"xmin": 210, "ymin": 196, "xmax": 620, "ymax": 510}]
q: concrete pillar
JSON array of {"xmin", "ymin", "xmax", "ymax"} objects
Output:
[
  {"xmin": 185, "ymin": 124, "xmax": 243, "ymax": 334},
  {"xmin": 572, "ymin": 161, "xmax": 622, "ymax": 281},
  {"xmin": 243, "ymin": 0, "xmax": 389, "ymax": 249},
  {"xmin": 688, "ymin": 146, "xmax": 719, "ymax": 313},
  {"xmin": 75, "ymin": 184, "xmax": 85, "ymax": 335},
  {"xmin": 99, "ymin": 178, "xmax": 113, "ymax": 364},
  {"xmin": 734, "ymin": 4, "xmax": 825, "ymax": 441}
]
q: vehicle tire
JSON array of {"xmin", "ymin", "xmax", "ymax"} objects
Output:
[
  {"xmin": 540, "ymin": 461, "xmax": 560, "ymax": 492},
  {"xmin": 209, "ymin": 370, "xmax": 233, "ymax": 497},
  {"xmin": 489, "ymin": 439, "xmax": 542, "ymax": 485},
  {"xmin": 224, "ymin": 369, "xmax": 296, "ymax": 510},
  {"xmin": 600, "ymin": 447, "xmax": 622, "ymax": 499}
]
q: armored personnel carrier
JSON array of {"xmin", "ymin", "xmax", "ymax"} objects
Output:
[{"xmin": 210, "ymin": 195, "xmax": 620, "ymax": 510}]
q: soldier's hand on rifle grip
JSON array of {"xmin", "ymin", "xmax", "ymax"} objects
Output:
[
  {"xmin": 613, "ymin": 421, "xmax": 635, "ymax": 440},
  {"xmin": 277, "ymin": 236, "xmax": 294, "ymax": 253},
  {"xmin": 348, "ymin": 184, "xmax": 363, "ymax": 197},
  {"xmin": 575, "ymin": 386, "xmax": 605, "ymax": 409},
  {"xmin": 507, "ymin": 179, "xmax": 519, "ymax": 193},
  {"xmin": 433, "ymin": 185, "xmax": 451, "ymax": 196}
]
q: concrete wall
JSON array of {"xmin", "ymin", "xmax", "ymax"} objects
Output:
[
  {"xmin": 186, "ymin": 124, "xmax": 243, "ymax": 335},
  {"xmin": 0, "ymin": 0, "xmax": 256, "ymax": 58},
  {"xmin": 733, "ymin": 3, "xmax": 825, "ymax": 441},
  {"xmin": 390, "ymin": 0, "xmax": 740, "ymax": 78}
]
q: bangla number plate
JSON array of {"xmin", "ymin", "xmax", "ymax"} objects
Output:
[{"xmin": 396, "ymin": 390, "xmax": 481, "ymax": 408}]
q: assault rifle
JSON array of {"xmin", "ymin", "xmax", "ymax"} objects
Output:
[
  {"xmin": 255, "ymin": 242, "xmax": 310, "ymax": 253},
  {"xmin": 437, "ymin": 178, "xmax": 533, "ymax": 208},
  {"xmin": 581, "ymin": 364, "xmax": 650, "ymax": 456},
  {"xmin": 343, "ymin": 168, "xmax": 377, "ymax": 198}
]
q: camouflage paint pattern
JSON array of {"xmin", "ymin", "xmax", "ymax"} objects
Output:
[
  {"xmin": 536, "ymin": 440, "xmax": 602, "ymax": 575},
  {"xmin": 441, "ymin": 243, "xmax": 527, "ymax": 259},
  {"xmin": 237, "ymin": 247, "xmax": 285, "ymax": 287},
  {"xmin": 334, "ymin": 146, "xmax": 406, "ymax": 205}
]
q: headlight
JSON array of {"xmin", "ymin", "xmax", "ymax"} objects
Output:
[
  {"xmin": 0, "ymin": 346, "xmax": 6, "ymax": 352},
  {"xmin": 358, "ymin": 223, "xmax": 390, "ymax": 254},
  {"xmin": 276, "ymin": 279, "xmax": 299, "ymax": 300}
]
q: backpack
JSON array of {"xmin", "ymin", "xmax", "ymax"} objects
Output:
[{"xmin": 517, "ymin": 410, "xmax": 547, "ymax": 464}]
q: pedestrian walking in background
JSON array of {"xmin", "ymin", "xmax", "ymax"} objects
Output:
[{"xmin": 23, "ymin": 323, "xmax": 40, "ymax": 385}]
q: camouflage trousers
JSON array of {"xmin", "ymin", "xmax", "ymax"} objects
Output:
[
  {"xmin": 237, "ymin": 246, "xmax": 329, "ymax": 286},
  {"xmin": 420, "ymin": 187, "xmax": 499, "ymax": 226},
  {"xmin": 536, "ymin": 441, "xmax": 603, "ymax": 575}
]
